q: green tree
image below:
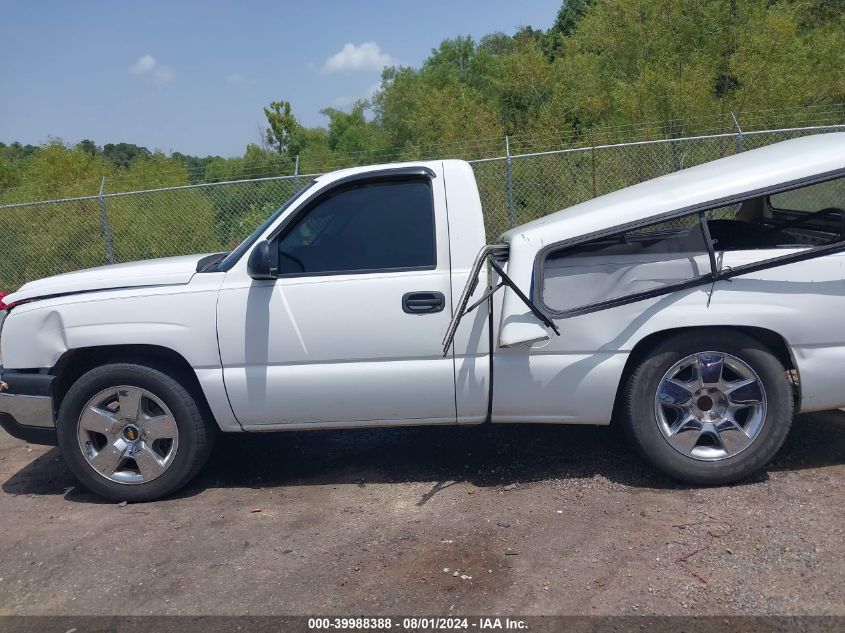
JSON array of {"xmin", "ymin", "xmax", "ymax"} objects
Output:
[
  {"xmin": 321, "ymin": 102, "xmax": 389, "ymax": 158},
  {"xmin": 110, "ymin": 151, "xmax": 189, "ymax": 191},
  {"xmin": 102, "ymin": 142, "xmax": 151, "ymax": 168},
  {"xmin": 172, "ymin": 152, "xmax": 220, "ymax": 184},
  {"xmin": 263, "ymin": 100, "xmax": 300, "ymax": 155},
  {"xmin": 76, "ymin": 139, "xmax": 99, "ymax": 156},
  {"xmin": 553, "ymin": 0, "xmax": 845, "ymax": 133},
  {"xmin": 551, "ymin": 0, "xmax": 593, "ymax": 37},
  {"xmin": 0, "ymin": 140, "xmax": 113, "ymax": 202},
  {"xmin": 544, "ymin": 0, "xmax": 594, "ymax": 59},
  {"xmin": 294, "ymin": 126, "xmax": 332, "ymax": 172}
]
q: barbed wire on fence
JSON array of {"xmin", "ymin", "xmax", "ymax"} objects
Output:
[
  {"xmin": 3, "ymin": 104, "xmax": 844, "ymax": 203},
  {"xmin": 0, "ymin": 121, "xmax": 843, "ymax": 289}
]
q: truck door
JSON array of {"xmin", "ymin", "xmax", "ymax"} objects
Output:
[{"xmin": 216, "ymin": 168, "xmax": 458, "ymax": 428}]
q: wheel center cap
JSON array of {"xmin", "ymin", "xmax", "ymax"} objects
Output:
[
  {"xmin": 122, "ymin": 424, "xmax": 141, "ymax": 442},
  {"xmin": 696, "ymin": 395, "xmax": 714, "ymax": 411}
]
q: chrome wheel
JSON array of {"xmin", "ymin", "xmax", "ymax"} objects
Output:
[
  {"xmin": 76, "ymin": 386, "xmax": 179, "ymax": 484},
  {"xmin": 654, "ymin": 352, "xmax": 767, "ymax": 461}
]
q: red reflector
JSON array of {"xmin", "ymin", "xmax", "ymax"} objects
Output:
[{"xmin": 0, "ymin": 291, "xmax": 14, "ymax": 311}]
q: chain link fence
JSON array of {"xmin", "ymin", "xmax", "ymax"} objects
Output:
[
  {"xmin": 1, "ymin": 124, "xmax": 843, "ymax": 290},
  {"xmin": 474, "ymin": 124, "xmax": 845, "ymax": 241}
]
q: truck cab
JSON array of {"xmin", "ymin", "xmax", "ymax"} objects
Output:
[{"xmin": 212, "ymin": 161, "xmax": 491, "ymax": 429}]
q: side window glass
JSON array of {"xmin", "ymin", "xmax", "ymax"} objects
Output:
[
  {"xmin": 769, "ymin": 177, "xmax": 845, "ymax": 214},
  {"xmin": 767, "ymin": 176, "xmax": 845, "ymax": 243},
  {"xmin": 276, "ymin": 179, "xmax": 436, "ymax": 275},
  {"xmin": 543, "ymin": 213, "xmax": 710, "ymax": 314},
  {"xmin": 707, "ymin": 176, "xmax": 845, "ymax": 252}
]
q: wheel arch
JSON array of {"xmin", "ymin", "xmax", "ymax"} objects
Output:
[
  {"xmin": 611, "ymin": 325, "xmax": 800, "ymax": 424},
  {"xmin": 50, "ymin": 344, "xmax": 217, "ymax": 428}
]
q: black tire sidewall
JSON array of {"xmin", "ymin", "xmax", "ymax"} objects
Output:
[
  {"xmin": 57, "ymin": 363, "xmax": 208, "ymax": 502},
  {"xmin": 625, "ymin": 330, "xmax": 793, "ymax": 485}
]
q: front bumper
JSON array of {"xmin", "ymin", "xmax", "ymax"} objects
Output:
[{"xmin": 0, "ymin": 367, "xmax": 57, "ymax": 445}]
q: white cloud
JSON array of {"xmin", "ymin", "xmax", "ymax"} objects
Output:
[
  {"xmin": 322, "ymin": 42, "xmax": 396, "ymax": 74},
  {"xmin": 129, "ymin": 54, "xmax": 175, "ymax": 83},
  {"xmin": 226, "ymin": 73, "xmax": 256, "ymax": 85},
  {"xmin": 130, "ymin": 54, "xmax": 157, "ymax": 74}
]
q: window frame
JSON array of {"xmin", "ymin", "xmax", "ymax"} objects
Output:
[
  {"xmin": 767, "ymin": 176, "xmax": 845, "ymax": 214},
  {"xmin": 533, "ymin": 167, "xmax": 845, "ymax": 320},
  {"xmin": 765, "ymin": 178, "xmax": 845, "ymax": 239},
  {"xmin": 269, "ymin": 168, "xmax": 438, "ymax": 279}
]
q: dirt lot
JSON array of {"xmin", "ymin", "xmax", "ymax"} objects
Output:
[{"xmin": 0, "ymin": 411, "xmax": 842, "ymax": 616}]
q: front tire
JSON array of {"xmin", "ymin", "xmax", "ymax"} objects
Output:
[
  {"xmin": 623, "ymin": 330, "xmax": 793, "ymax": 485},
  {"xmin": 57, "ymin": 363, "xmax": 214, "ymax": 501}
]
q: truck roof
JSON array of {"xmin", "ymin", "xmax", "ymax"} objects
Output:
[{"xmin": 501, "ymin": 132, "xmax": 845, "ymax": 245}]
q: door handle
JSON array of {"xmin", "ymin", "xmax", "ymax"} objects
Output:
[{"xmin": 402, "ymin": 291, "xmax": 446, "ymax": 314}]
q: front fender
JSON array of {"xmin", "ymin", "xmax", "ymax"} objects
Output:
[
  {"xmin": 2, "ymin": 277, "xmax": 223, "ymax": 370},
  {"xmin": 0, "ymin": 274, "xmax": 241, "ymax": 433}
]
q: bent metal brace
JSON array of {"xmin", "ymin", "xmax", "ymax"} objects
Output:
[{"xmin": 442, "ymin": 245, "xmax": 560, "ymax": 357}]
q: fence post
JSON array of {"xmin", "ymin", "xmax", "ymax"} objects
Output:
[
  {"xmin": 731, "ymin": 112, "xmax": 744, "ymax": 153},
  {"xmin": 590, "ymin": 130, "xmax": 597, "ymax": 198},
  {"xmin": 505, "ymin": 136, "xmax": 516, "ymax": 229},
  {"xmin": 97, "ymin": 177, "xmax": 117, "ymax": 265},
  {"xmin": 294, "ymin": 154, "xmax": 301, "ymax": 189}
]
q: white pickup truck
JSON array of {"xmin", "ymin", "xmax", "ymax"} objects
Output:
[{"xmin": 2, "ymin": 134, "xmax": 845, "ymax": 501}]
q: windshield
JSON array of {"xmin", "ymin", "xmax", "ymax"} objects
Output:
[{"xmin": 213, "ymin": 181, "xmax": 317, "ymax": 272}]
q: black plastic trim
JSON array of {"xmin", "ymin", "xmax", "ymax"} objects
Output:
[
  {"xmin": 196, "ymin": 252, "xmax": 228, "ymax": 273},
  {"xmin": 551, "ymin": 274, "xmax": 714, "ymax": 319},
  {"xmin": 715, "ymin": 239, "xmax": 845, "ymax": 280},
  {"xmin": 402, "ymin": 291, "xmax": 446, "ymax": 314},
  {"xmin": 1, "ymin": 369, "xmax": 55, "ymax": 397},
  {"xmin": 273, "ymin": 264, "xmax": 439, "ymax": 280},
  {"xmin": 0, "ymin": 368, "xmax": 57, "ymax": 446},
  {"xmin": 699, "ymin": 210, "xmax": 718, "ymax": 274},
  {"xmin": 485, "ymin": 282, "xmax": 495, "ymax": 425},
  {"xmin": 490, "ymin": 259, "xmax": 560, "ymax": 335},
  {"xmin": 0, "ymin": 413, "xmax": 57, "ymax": 446}
]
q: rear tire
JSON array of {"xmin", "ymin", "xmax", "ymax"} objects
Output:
[
  {"xmin": 622, "ymin": 330, "xmax": 793, "ymax": 485},
  {"xmin": 57, "ymin": 363, "xmax": 214, "ymax": 502}
]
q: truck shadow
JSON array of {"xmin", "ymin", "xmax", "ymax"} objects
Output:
[{"xmin": 3, "ymin": 411, "xmax": 844, "ymax": 503}]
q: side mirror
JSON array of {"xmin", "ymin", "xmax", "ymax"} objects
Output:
[{"xmin": 247, "ymin": 240, "xmax": 277, "ymax": 279}]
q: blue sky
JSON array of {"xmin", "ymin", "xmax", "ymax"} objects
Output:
[{"xmin": 0, "ymin": 1, "xmax": 561, "ymax": 157}]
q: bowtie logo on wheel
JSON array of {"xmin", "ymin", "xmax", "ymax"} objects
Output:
[{"xmin": 122, "ymin": 426, "xmax": 140, "ymax": 442}]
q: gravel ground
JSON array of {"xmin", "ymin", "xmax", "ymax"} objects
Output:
[{"xmin": 0, "ymin": 411, "xmax": 842, "ymax": 616}]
